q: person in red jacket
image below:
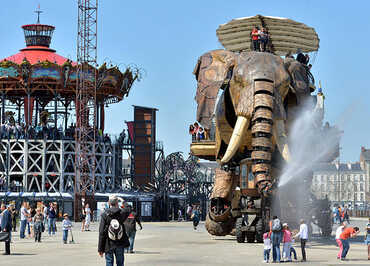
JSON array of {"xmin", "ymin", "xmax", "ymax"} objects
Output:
[
  {"xmin": 339, "ymin": 226, "xmax": 360, "ymax": 260},
  {"xmin": 251, "ymin": 26, "xmax": 260, "ymax": 51}
]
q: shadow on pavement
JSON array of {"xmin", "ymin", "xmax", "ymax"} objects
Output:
[
  {"xmin": 129, "ymin": 251, "xmax": 160, "ymax": 255},
  {"xmin": 7, "ymin": 253, "xmax": 37, "ymax": 256}
]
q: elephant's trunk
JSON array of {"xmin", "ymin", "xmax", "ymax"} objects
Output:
[
  {"xmin": 251, "ymin": 80, "xmax": 274, "ymax": 194},
  {"xmin": 220, "ymin": 116, "xmax": 249, "ymax": 164}
]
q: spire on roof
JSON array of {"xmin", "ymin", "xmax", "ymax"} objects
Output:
[{"xmin": 34, "ymin": 4, "xmax": 43, "ymax": 24}]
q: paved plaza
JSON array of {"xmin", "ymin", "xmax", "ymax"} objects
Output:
[{"xmin": 1, "ymin": 218, "xmax": 369, "ymax": 266}]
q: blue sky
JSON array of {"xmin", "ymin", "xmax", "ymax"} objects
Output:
[{"xmin": 1, "ymin": 0, "xmax": 370, "ymax": 162}]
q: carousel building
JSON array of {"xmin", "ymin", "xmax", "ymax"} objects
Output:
[{"xmin": 0, "ymin": 19, "xmax": 139, "ymax": 196}]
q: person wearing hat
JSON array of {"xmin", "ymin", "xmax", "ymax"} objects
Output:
[
  {"xmin": 282, "ymin": 223, "xmax": 293, "ymax": 262},
  {"xmin": 98, "ymin": 195, "xmax": 130, "ymax": 266},
  {"xmin": 62, "ymin": 213, "xmax": 72, "ymax": 244},
  {"xmin": 33, "ymin": 208, "xmax": 44, "ymax": 242},
  {"xmin": 1, "ymin": 204, "xmax": 12, "ymax": 255}
]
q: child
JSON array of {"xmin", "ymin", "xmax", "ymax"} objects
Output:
[
  {"xmin": 263, "ymin": 232, "xmax": 271, "ymax": 263},
  {"xmin": 282, "ymin": 223, "xmax": 292, "ymax": 262},
  {"xmin": 290, "ymin": 239, "xmax": 297, "ymax": 260},
  {"xmin": 62, "ymin": 213, "xmax": 72, "ymax": 244}
]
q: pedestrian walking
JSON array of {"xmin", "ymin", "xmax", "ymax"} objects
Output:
[
  {"xmin": 43, "ymin": 203, "xmax": 48, "ymax": 232},
  {"xmin": 365, "ymin": 218, "xmax": 370, "ymax": 260},
  {"xmin": 178, "ymin": 209, "xmax": 183, "ymax": 222},
  {"xmin": 186, "ymin": 205, "xmax": 192, "ymax": 221},
  {"xmin": 19, "ymin": 202, "xmax": 29, "ymax": 239},
  {"xmin": 335, "ymin": 222, "xmax": 346, "ymax": 259},
  {"xmin": 0, "ymin": 204, "xmax": 12, "ymax": 255},
  {"xmin": 33, "ymin": 208, "xmax": 44, "ymax": 242},
  {"xmin": 339, "ymin": 226, "xmax": 360, "ymax": 260},
  {"xmin": 29, "ymin": 206, "xmax": 36, "ymax": 238},
  {"xmin": 84, "ymin": 204, "xmax": 91, "ymax": 231},
  {"xmin": 270, "ymin": 216, "xmax": 283, "ymax": 262},
  {"xmin": 293, "ymin": 219, "xmax": 308, "ymax": 262},
  {"xmin": 98, "ymin": 195, "xmax": 130, "ymax": 266},
  {"xmin": 191, "ymin": 206, "xmax": 200, "ymax": 230},
  {"xmin": 47, "ymin": 202, "xmax": 57, "ymax": 235},
  {"xmin": 282, "ymin": 223, "xmax": 293, "ymax": 262},
  {"xmin": 342, "ymin": 205, "xmax": 350, "ymax": 224},
  {"xmin": 124, "ymin": 205, "xmax": 142, "ymax": 253},
  {"xmin": 332, "ymin": 205, "xmax": 338, "ymax": 224},
  {"xmin": 10, "ymin": 206, "xmax": 17, "ymax": 232},
  {"xmin": 80, "ymin": 208, "xmax": 86, "ymax": 232},
  {"xmin": 262, "ymin": 232, "xmax": 271, "ymax": 263},
  {"xmin": 62, "ymin": 213, "xmax": 72, "ymax": 244}
]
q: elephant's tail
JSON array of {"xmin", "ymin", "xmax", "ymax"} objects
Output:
[{"xmin": 251, "ymin": 80, "xmax": 274, "ymax": 192}]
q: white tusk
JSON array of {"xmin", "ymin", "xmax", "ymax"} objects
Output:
[{"xmin": 221, "ymin": 116, "xmax": 249, "ymax": 164}]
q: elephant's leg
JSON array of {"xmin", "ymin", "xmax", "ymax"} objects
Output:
[
  {"xmin": 205, "ymin": 168, "xmax": 237, "ymax": 236},
  {"xmin": 251, "ymin": 80, "xmax": 274, "ymax": 195}
]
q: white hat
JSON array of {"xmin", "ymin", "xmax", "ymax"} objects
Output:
[
  {"xmin": 109, "ymin": 195, "xmax": 125, "ymax": 206},
  {"xmin": 283, "ymin": 223, "xmax": 288, "ymax": 227}
]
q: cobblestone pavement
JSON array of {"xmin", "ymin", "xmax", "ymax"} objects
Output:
[{"xmin": 1, "ymin": 217, "xmax": 369, "ymax": 266}]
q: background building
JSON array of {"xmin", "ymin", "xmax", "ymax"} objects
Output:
[
  {"xmin": 360, "ymin": 147, "xmax": 370, "ymax": 202},
  {"xmin": 312, "ymin": 146, "xmax": 370, "ymax": 208}
]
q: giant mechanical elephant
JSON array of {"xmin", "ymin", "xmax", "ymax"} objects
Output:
[{"xmin": 193, "ymin": 50, "xmax": 322, "ymax": 236}]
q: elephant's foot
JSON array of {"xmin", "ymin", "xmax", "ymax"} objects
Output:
[
  {"xmin": 205, "ymin": 212, "xmax": 235, "ymax": 236},
  {"xmin": 257, "ymin": 180, "xmax": 273, "ymax": 197}
]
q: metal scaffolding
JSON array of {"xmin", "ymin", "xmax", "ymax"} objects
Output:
[{"xmin": 75, "ymin": 0, "xmax": 98, "ymax": 218}]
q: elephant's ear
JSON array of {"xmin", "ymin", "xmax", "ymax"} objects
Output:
[
  {"xmin": 194, "ymin": 50, "xmax": 235, "ymax": 130},
  {"xmin": 284, "ymin": 58, "xmax": 310, "ymax": 104}
]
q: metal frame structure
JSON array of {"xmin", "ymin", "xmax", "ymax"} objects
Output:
[
  {"xmin": 75, "ymin": 0, "xmax": 98, "ymax": 215},
  {"xmin": 0, "ymin": 139, "xmax": 116, "ymax": 193}
]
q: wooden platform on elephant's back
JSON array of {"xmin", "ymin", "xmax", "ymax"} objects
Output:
[{"xmin": 190, "ymin": 140, "xmax": 216, "ymax": 161}]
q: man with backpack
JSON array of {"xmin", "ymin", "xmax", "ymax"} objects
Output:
[
  {"xmin": 98, "ymin": 195, "xmax": 130, "ymax": 266},
  {"xmin": 270, "ymin": 215, "xmax": 283, "ymax": 263}
]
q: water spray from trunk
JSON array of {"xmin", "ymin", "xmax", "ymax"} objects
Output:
[{"xmin": 278, "ymin": 101, "xmax": 341, "ymax": 187}]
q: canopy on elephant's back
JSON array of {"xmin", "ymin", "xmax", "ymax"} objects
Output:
[{"xmin": 216, "ymin": 15, "xmax": 319, "ymax": 55}]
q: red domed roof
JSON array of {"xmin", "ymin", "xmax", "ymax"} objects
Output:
[
  {"xmin": 0, "ymin": 23, "xmax": 76, "ymax": 66},
  {"xmin": 2, "ymin": 46, "xmax": 75, "ymax": 65}
]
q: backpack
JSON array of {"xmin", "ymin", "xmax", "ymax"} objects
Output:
[
  {"xmin": 272, "ymin": 219, "xmax": 282, "ymax": 232},
  {"xmin": 107, "ymin": 213, "xmax": 124, "ymax": 241}
]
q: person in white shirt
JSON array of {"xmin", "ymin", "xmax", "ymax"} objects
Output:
[
  {"xmin": 293, "ymin": 219, "xmax": 308, "ymax": 262},
  {"xmin": 19, "ymin": 202, "xmax": 30, "ymax": 239},
  {"xmin": 43, "ymin": 204, "xmax": 48, "ymax": 232},
  {"xmin": 263, "ymin": 232, "xmax": 272, "ymax": 263},
  {"xmin": 84, "ymin": 204, "xmax": 91, "ymax": 231},
  {"xmin": 335, "ymin": 222, "xmax": 347, "ymax": 259}
]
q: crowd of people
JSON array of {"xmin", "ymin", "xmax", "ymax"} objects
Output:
[
  {"xmin": 0, "ymin": 122, "xmax": 112, "ymax": 143},
  {"xmin": 0, "ymin": 196, "xmax": 142, "ymax": 263},
  {"xmin": 333, "ymin": 204, "xmax": 350, "ymax": 224},
  {"xmin": 189, "ymin": 122, "xmax": 208, "ymax": 141},
  {"xmin": 263, "ymin": 216, "xmax": 308, "ymax": 263},
  {"xmin": 1, "ymin": 198, "xmax": 369, "ymax": 263}
]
